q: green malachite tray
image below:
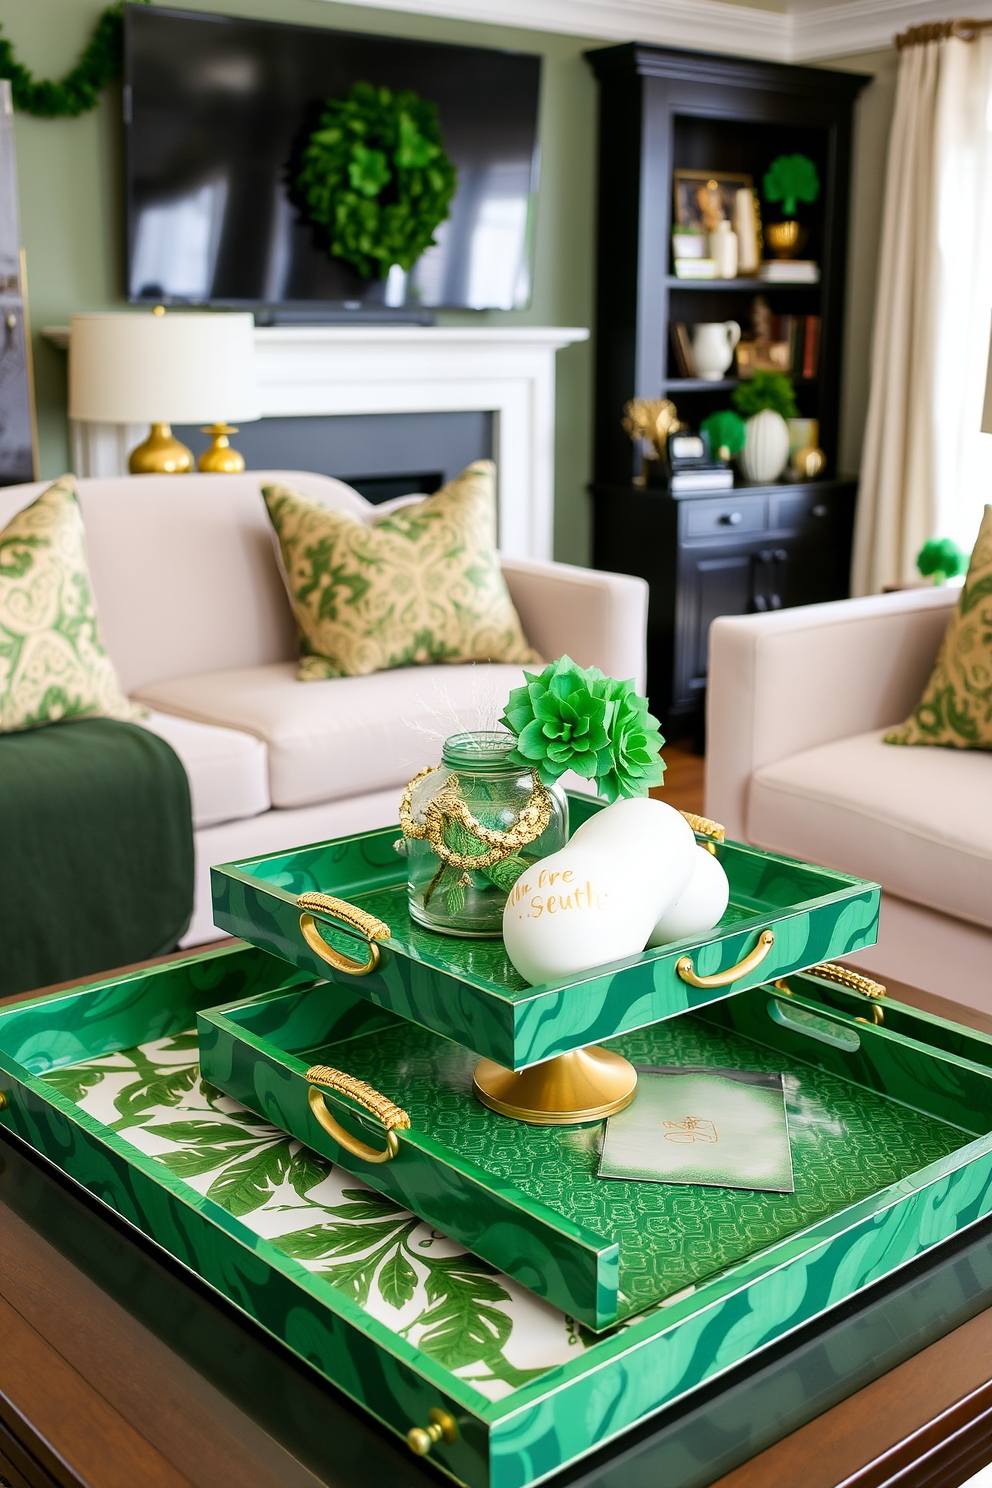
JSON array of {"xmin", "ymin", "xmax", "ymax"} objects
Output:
[
  {"xmin": 4, "ymin": 946, "xmax": 992, "ymax": 1488},
  {"xmin": 210, "ymin": 795, "xmax": 881, "ymax": 1071}
]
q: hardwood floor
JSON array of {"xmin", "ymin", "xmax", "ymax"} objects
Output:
[{"xmin": 651, "ymin": 738, "xmax": 705, "ymax": 816}]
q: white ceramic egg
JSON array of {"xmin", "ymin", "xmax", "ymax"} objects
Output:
[
  {"xmin": 647, "ymin": 846, "xmax": 730, "ymax": 947},
  {"xmin": 502, "ymin": 842, "xmax": 663, "ymax": 986},
  {"xmin": 502, "ymin": 798, "xmax": 698, "ymax": 985},
  {"xmin": 571, "ymin": 798, "xmax": 696, "ymax": 887}
]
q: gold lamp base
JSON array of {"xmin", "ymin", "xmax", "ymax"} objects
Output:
[
  {"xmin": 473, "ymin": 1046, "xmax": 638, "ymax": 1125},
  {"xmin": 128, "ymin": 423, "xmax": 193, "ymax": 475},
  {"xmin": 198, "ymin": 423, "xmax": 246, "ymax": 473}
]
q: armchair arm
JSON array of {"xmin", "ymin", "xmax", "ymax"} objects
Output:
[
  {"xmin": 705, "ymin": 588, "xmax": 956, "ymax": 840},
  {"xmin": 500, "ymin": 556, "xmax": 648, "ymax": 692}
]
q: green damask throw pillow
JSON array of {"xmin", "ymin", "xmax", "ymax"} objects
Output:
[
  {"xmin": 885, "ymin": 504, "xmax": 992, "ymax": 749},
  {"xmin": 263, "ymin": 461, "xmax": 541, "ymax": 679},
  {"xmin": 0, "ymin": 476, "xmax": 139, "ymax": 733}
]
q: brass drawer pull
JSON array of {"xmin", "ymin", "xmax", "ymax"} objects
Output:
[
  {"xmin": 677, "ymin": 928, "xmax": 775, "ymax": 989},
  {"xmin": 297, "ymin": 892, "xmax": 390, "ymax": 976},
  {"xmin": 306, "ymin": 1063, "xmax": 410, "ymax": 1165},
  {"xmin": 407, "ymin": 1408, "xmax": 458, "ymax": 1456}
]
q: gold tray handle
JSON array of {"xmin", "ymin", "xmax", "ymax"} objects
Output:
[
  {"xmin": 306, "ymin": 1063, "xmax": 410, "ymax": 1165},
  {"xmin": 297, "ymin": 892, "xmax": 390, "ymax": 976},
  {"xmin": 677, "ymin": 928, "xmax": 775, "ymax": 989},
  {"xmin": 804, "ymin": 962, "xmax": 887, "ymax": 999}
]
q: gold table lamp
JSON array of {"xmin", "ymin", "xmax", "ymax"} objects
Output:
[{"xmin": 68, "ymin": 308, "xmax": 260, "ymax": 474}]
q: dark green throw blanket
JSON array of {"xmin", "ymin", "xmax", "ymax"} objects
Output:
[{"xmin": 0, "ymin": 719, "xmax": 194, "ymax": 996}]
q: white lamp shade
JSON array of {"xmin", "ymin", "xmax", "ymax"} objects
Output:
[{"xmin": 68, "ymin": 311, "xmax": 260, "ymax": 424}]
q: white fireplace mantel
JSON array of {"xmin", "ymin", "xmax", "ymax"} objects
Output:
[{"xmin": 46, "ymin": 323, "xmax": 589, "ymax": 561}]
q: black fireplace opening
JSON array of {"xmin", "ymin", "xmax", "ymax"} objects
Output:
[{"xmin": 173, "ymin": 411, "xmax": 493, "ymax": 505}]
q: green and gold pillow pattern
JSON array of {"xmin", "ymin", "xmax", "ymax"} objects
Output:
[
  {"xmin": 885, "ymin": 504, "xmax": 992, "ymax": 749},
  {"xmin": 263, "ymin": 460, "xmax": 541, "ymax": 680},
  {"xmin": 0, "ymin": 475, "xmax": 138, "ymax": 733}
]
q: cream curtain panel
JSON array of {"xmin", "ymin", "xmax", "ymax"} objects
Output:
[{"xmin": 854, "ymin": 34, "xmax": 992, "ymax": 594}]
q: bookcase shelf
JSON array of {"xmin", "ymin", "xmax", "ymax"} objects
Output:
[{"xmin": 585, "ymin": 43, "xmax": 869, "ymax": 732}]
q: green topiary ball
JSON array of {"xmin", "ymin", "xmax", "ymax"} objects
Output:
[
  {"xmin": 700, "ymin": 410, "xmax": 747, "ymax": 460},
  {"xmin": 917, "ymin": 536, "xmax": 968, "ymax": 584},
  {"xmin": 297, "ymin": 81, "xmax": 458, "ymax": 280}
]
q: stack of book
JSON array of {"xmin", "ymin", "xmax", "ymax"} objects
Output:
[{"xmin": 758, "ymin": 260, "xmax": 820, "ymax": 283}]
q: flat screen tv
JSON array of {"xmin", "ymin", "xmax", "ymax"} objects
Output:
[{"xmin": 123, "ymin": 5, "xmax": 542, "ymax": 314}]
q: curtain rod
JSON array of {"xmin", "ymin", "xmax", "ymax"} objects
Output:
[{"xmin": 896, "ymin": 16, "xmax": 992, "ymax": 48}]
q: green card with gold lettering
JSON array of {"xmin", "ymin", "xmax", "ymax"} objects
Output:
[{"xmin": 599, "ymin": 1067, "xmax": 794, "ymax": 1193}]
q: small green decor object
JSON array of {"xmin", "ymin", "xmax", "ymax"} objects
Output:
[
  {"xmin": 700, "ymin": 410, "xmax": 747, "ymax": 461},
  {"xmin": 500, "ymin": 655, "xmax": 667, "ymax": 803},
  {"xmin": 731, "ymin": 369, "xmax": 799, "ymax": 421},
  {"xmin": 763, "ymin": 154, "xmax": 821, "ymax": 218},
  {"xmin": 0, "ymin": 2, "xmax": 145, "ymax": 118},
  {"xmin": 297, "ymin": 81, "xmax": 458, "ymax": 279},
  {"xmin": 917, "ymin": 536, "xmax": 967, "ymax": 585}
]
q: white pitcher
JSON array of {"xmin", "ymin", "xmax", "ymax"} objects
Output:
[{"xmin": 691, "ymin": 321, "xmax": 741, "ymax": 381}]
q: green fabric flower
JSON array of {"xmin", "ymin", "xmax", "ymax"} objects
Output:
[
  {"xmin": 595, "ymin": 679, "xmax": 668, "ymax": 803},
  {"xmin": 500, "ymin": 656, "xmax": 667, "ymax": 800},
  {"xmin": 502, "ymin": 656, "xmax": 611, "ymax": 785}
]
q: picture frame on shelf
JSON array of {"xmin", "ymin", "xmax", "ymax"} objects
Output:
[{"xmin": 673, "ymin": 169, "xmax": 752, "ymax": 231}]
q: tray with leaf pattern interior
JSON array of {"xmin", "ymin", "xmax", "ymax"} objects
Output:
[
  {"xmin": 211, "ymin": 794, "xmax": 881, "ymax": 1071},
  {"xmin": 6, "ymin": 945, "xmax": 992, "ymax": 1488}
]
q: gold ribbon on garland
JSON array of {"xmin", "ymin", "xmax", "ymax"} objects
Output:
[{"xmin": 0, "ymin": 0, "xmax": 149, "ymax": 119}]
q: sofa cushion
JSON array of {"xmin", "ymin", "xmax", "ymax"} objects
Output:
[
  {"xmin": 140, "ymin": 709, "xmax": 269, "ymax": 828},
  {"xmin": 748, "ymin": 729, "xmax": 992, "ymax": 930},
  {"xmin": 134, "ymin": 661, "xmax": 535, "ymax": 810},
  {"xmin": 0, "ymin": 476, "xmax": 139, "ymax": 732},
  {"xmin": 262, "ymin": 461, "xmax": 540, "ymax": 679},
  {"xmin": 885, "ymin": 504, "xmax": 992, "ymax": 749}
]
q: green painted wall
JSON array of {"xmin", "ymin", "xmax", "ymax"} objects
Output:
[
  {"xmin": 2, "ymin": 0, "xmax": 599, "ymax": 563},
  {"xmin": 1, "ymin": 1, "xmax": 897, "ymax": 565}
]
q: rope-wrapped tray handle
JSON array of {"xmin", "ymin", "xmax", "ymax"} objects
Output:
[
  {"xmin": 297, "ymin": 892, "xmax": 390, "ymax": 976},
  {"xmin": 306, "ymin": 1063, "xmax": 410, "ymax": 1164}
]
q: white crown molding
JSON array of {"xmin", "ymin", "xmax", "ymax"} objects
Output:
[
  {"xmin": 312, "ymin": 0, "xmax": 791, "ymax": 62},
  {"xmin": 312, "ymin": 0, "xmax": 992, "ymax": 62},
  {"xmin": 792, "ymin": 0, "xmax": 992, "ymax": 59}
]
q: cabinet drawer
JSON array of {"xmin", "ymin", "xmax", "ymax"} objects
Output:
[
  {"xmin": 771, "ymin": 489, "xmax": 836, "ymax": 533},
  {"xmin": 683, "ymin": 497, "xmax": 767, "ymax": 538}
]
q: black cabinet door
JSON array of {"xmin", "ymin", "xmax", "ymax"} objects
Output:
[{"xmin": 675, "ymin": 545, "xmax": 760, "ymax": 708}]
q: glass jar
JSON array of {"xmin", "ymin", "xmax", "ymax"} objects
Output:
[{"xmin": 403, "ymin": 731, "xmax": 569, "ymax": 938}]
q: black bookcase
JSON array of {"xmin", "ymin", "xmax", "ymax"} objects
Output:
[{"xmin": 585, "ymin": 44, "xmax": 868, "ymax": 735}]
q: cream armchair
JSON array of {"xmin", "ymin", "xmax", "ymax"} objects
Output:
[{"xmin": 705, "ymin": 588, "xmax": 992, "ymax": 1007}]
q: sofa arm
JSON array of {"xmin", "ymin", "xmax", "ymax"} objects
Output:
[
  {"xmin": 500, "ymin": 556, "xmax": 648, "ymax": 692},
  {"xmin": 705, "ymin": 587, "xmax": 956, "ymax": 840}
]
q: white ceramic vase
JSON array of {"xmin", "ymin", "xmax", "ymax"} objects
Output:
[{"xmin": 740, "ymin": 408, "xmax": 790, "ymax": 483}]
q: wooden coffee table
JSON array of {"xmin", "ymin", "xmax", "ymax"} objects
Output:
[{"xmin": 2, "ymin": 956, "xmax": 991, "ymax": 1488}]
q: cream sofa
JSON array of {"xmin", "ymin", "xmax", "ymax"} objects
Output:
[
  {"xmin": 705, "ymin": 587, "xmax": 992, "ymax": 1008},
  {"xmin": 0, "ymin": 472, "xmax": 647, "ymax": 948}
]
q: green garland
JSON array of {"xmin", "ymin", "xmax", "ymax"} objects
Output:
[
  {"xmin": 0, "ymin": 1, "xmax": 146, "ymax": 119},
  {"xmin": 297, "ymin": 80, "xmax": 457, "ymax": 280}
]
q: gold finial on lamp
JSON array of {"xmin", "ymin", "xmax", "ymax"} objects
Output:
[{"xmin": 68, "ymin": 309, "xmax": 259, "ymax": 475}]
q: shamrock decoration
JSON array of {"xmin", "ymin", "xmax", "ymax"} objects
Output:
[
  {"xmin": 500, "ymin": 656, "xmax": 666, "ymax": 801},
  {"xmin": 297, "ymin": 81, "xmax": 457, "ymax": 280}
]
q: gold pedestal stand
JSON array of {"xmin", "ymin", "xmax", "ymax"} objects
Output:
[
  {"xmin": 198, "ymin": 424, "xmax": 246, "ymax": 473},
  {"xmin": 473, "ymin": 1046, "xmax": 637, "ymax": 1125},
  {"xmin": 128, "ymin": 423, "xmax": 193, "ymax": 474}
]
